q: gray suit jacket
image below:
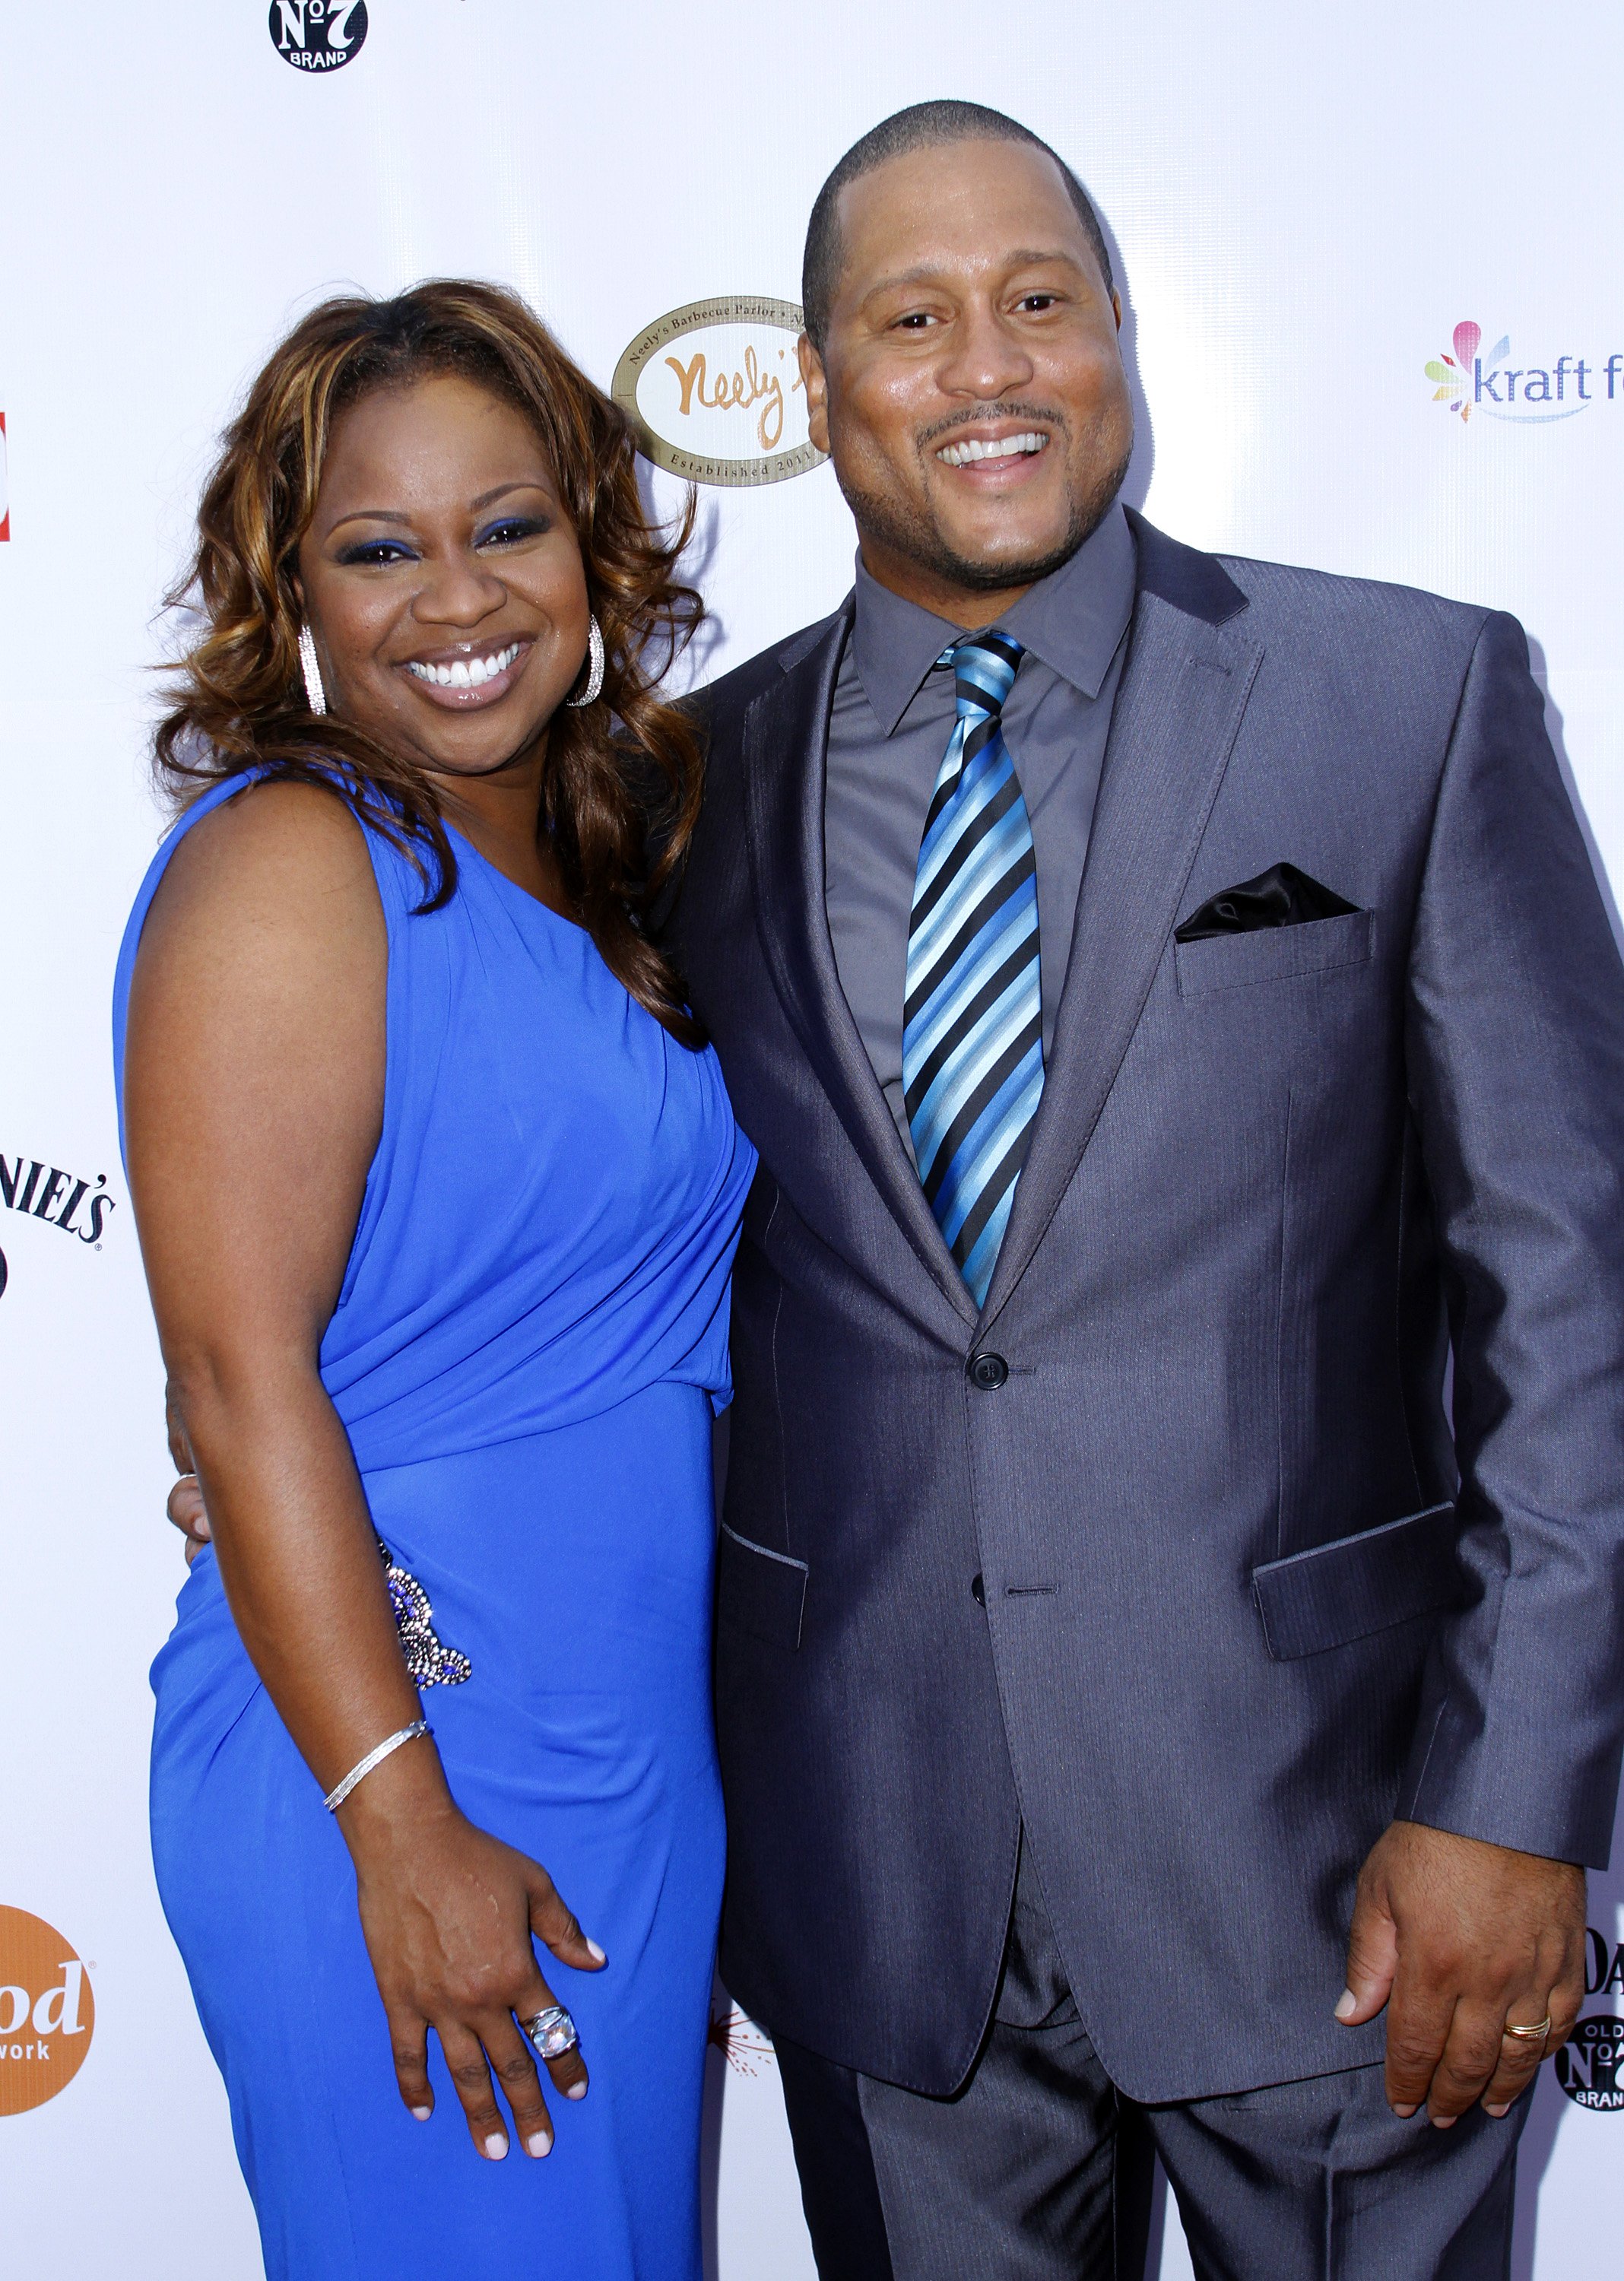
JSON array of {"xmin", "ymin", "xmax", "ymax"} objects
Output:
[{"xmin": 670, "ymin": 516, "xmax": 1624, "ymax": 2103}]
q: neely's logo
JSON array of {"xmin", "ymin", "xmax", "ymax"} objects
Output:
[
  {"xmin": 268, "ymin": 0, "xmax": 368, "ymax": 71},
  {"xmin": 0, "ymin": 1908, "xmax": 94, "ymax": 2116},
  {"xmin": 1425, "ymin": 319, "xmax": 1622, "ymax": 426},
  {"xmin": 1, "ymin": 411, "xmax": 10, "ymax": 541},
  {"xmin": 613, "ymin": 299, "xmax": 827, "ymax": 487}
]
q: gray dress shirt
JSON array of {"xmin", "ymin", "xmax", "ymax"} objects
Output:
[{"xmin": 824, "ymin": 503, "xmax": 1138, "ymax": 1150}]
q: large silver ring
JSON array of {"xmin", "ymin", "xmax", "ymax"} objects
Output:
[{"xmin": 525, "ymin": 2005, "xmax": 580, "ymax": 2061}]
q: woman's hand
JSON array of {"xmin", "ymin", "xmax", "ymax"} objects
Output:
[{"xmin": 341, "ymin": 1758, "xmax": 606, "ymax": 2161}]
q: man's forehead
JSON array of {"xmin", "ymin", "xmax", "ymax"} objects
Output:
[
  {"xmin": 835, "ymin": 142, "xmax": 1092, "ymax": 288},
  {"xmin": 858, "ymin": 246, "xmax": 1090, "ymax": 300}
]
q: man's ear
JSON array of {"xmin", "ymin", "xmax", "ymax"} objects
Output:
[
  {"xmin": 1112, "ymin": 291, "xmax": 1123, "ymax": 333},
  {"xmin": 798, "ymin": 333, "xmax": 831, "ymax": 459}
]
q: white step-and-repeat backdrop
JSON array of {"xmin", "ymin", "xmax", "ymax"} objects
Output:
[{"xmin": 2, "ymin": 4, "xmax": 1619, "ymax": 2274}]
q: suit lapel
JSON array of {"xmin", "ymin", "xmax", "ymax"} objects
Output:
[
  {"xmin": 979, "ymin": 535, "xmax": 1264, "ymax": 1327},
  {"xmin": 743, "ymin": 606, "xmax": 979, "ymax": 1328}
]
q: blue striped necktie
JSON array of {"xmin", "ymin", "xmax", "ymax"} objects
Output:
[{"xmin": 903, "ymin": 632, "xmax": 1042, "ymax": 1307}]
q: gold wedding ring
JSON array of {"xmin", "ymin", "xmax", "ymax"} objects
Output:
[{"xmin": 1502, "ymin": 2014, "xmax": 1553, "ymax": 2042}]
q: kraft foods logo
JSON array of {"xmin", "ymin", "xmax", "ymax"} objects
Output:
[
  {"xmin": 612, "ymin": 298, "xmax": 828, "ymax": 487},
  {"xmin": 268, "ymin": 0, "xmax": 368, "ymax": 71},
  {"xmin": 708, "ymin": 2001, "xmax": 776, "ymax": 2077},
  {"xmin": 1425, "ymin": 319, "xmax": 1622, "ymax": 426},
  {"xmin": 0, "ymin": 1908, "xmax": 94, "ymax": 2118}
]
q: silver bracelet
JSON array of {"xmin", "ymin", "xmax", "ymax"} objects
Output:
[{"xmin": 323, "ymin": 1719, "xmax": 433, "ymax": 1813}]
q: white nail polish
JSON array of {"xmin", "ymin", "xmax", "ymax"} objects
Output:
[
  {"xmin": 566, "ymin": 2082, "xmax": 587, "ymax": 2100},
  {"xmin": 526, "ymin": 2130, "xmax": 553, "ymax": 2157},
  {"xmin": 484, "ymin": 2132, "xmax": 509, "ymax": 2159},
  {"xmin": 411, "ymin": 2105, "xmax": 432, "ymax": 2121},
  {"xmin": 586, "ymin": 1939, "xmax": 607, "ymax": 1963}
]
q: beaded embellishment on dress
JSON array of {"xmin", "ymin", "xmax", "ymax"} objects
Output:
[{"xmin": 377, "ymin": 1538, "xmax": 472, "ymax": 1686}]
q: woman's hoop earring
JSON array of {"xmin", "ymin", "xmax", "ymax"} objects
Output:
[
  {"xmin": 298, "ymin": 624, "xmax": 328, "ymax": 717},
  {"xmin": 566, "ymin": 616, "xmax": 605, "ymax": 708}
]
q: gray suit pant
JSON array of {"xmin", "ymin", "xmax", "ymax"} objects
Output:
[{"xmin": 779, "ymin": 1850, "xmax": 1526, "ymax": 2281}]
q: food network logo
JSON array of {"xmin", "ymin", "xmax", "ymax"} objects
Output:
[{"xmin": 1426, "ymin": 320, "xmax": 1622, "ymax": 426}]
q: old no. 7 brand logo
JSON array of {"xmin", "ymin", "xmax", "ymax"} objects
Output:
[
  {"xmin": 1426, "ymin": 319, "xmax": 1622, "ymax": 427},
  {"xmin": 268, "ymin": 0, "xmax": 368, "ymax": 71},
  {"xmin": 1549, "ymin": 1926, "xmax": 1624, "ymax": 2111}
]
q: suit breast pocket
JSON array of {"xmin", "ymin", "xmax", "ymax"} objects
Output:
[{"xmin": 1175, "ymin": 909, "xmax": 1374, "ymax": 1000}]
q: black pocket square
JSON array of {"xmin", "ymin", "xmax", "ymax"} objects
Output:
[{"xmin": 1175, "ymin": 861, "xmax": 1359, "ymax": 944}]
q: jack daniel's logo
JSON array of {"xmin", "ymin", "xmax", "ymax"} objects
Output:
[{"xmin": 0, "ymin": 1154, "xmax": 117, "ymax": 1275}]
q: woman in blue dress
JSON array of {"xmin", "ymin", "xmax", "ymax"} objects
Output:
[{"xmin": 115, "ymin": 282, "xmax": 755, "ymax": 2280}]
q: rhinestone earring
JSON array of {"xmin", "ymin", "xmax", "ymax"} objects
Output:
[
  {"xmin": 566, "ymin": 615, "xmax": 605, "ymax": 708},
  {"xmin": 298, "ymin": 624, "xmax": 328, "ymax": 717}
]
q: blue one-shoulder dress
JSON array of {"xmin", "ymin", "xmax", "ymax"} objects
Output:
[{"xmin": 113, "ymin": 776, "xmax": 756, "ymax": 2281}]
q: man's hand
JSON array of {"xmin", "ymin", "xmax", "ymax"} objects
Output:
[
  {"xmin": 1338, "ymin": 1819, "xmax": 1585, "ymax": 2124},
  {"xmin": 166, "ymin": 1385, "xmax": 211, "ymax": 1564},
  {"xmin": 169, "ymin": 1472, "xmax": 212, "ymax": 1562}
]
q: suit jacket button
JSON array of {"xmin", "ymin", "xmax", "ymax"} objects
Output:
[
  {"xmin": 971, "ymin": 1573, "xmax": 986, "ymax": 1607},
  {"xmin": 968, "ymin": 1352, "xmax": 1008, "ymax": 1390}
]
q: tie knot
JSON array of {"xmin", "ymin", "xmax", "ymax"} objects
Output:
[{"xmin": 938, "ymin": 631, "xmax": 1024, "ymax": 722}]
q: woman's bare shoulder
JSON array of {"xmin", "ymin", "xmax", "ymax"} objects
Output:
[{"xmin": 142, "ymin": 778, "xmax": 385, "ymax": 963}]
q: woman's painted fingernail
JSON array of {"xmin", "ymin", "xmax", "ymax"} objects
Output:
[
  {"xmin": 411, "ymin": 2105, "xmax": 432, "ymax": 2121},
  {"xmin": 585, "ymin": 1939, "xmax": 607, "ymax": 1963},
  {"xmin": 484, "ymin": 2132, "xmax": 509, "ymax": 2159},
  {"xmin": 1334, "ymin": 1989, "xmax": 1359, "ymax": 2022},
  {"xmin": 526, "ymin": 2130, "xmax": 553, "ymax": 2157},
  {"xmin": 566, "ymin": 2081, "xmax": 587, "ymax": 2100}
]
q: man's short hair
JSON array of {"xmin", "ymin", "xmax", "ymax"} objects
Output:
[{"xmin": 801, "ymin": 101, "xmax": 1115, "ymax": 352}]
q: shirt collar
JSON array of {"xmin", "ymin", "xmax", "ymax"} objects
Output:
[{"xmin": 851, "ymin": 501, "xmax": 1137, "ymax": 738}]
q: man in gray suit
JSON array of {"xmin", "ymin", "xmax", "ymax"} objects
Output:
[{"xmin": 672, "ymin": 101, "xmax": 1624, "ymax": 2276}]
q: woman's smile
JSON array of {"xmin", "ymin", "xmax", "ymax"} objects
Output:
[{"xmin": 401, "ymin": 636, "xmax": 532, "ymax": 710}]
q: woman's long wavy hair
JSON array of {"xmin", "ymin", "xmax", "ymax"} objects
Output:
[{"xmin": 155, "ymin": 281, "xmax": 706, "ymax": 1045}]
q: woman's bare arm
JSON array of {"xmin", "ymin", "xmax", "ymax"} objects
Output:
[
  {"xmin": 125, "ymin": 782, "xmax": 601, "ymax": 2158},
  {"xmin": 127, "ymin": 782, "xmax": 408, "ymax": 1783}
]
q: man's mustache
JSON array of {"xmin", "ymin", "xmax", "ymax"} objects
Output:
[{"xmin": 915, "ymin": 402, "xmax": 1070, "ymax": 450}]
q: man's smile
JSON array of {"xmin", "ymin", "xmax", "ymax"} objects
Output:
[{"xmin": 934, "ymin": 429, "xmax": 1049, "ymax": 468}]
